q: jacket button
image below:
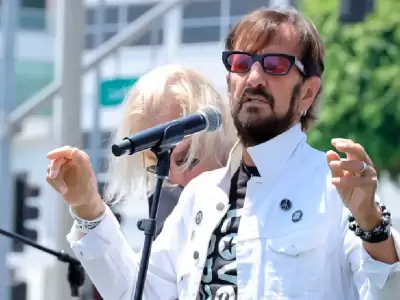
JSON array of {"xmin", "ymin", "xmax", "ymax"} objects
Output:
[
  {"xmin": 216, "ymin": 202, "xmax": 225, "ymax": 211},
  {"xmin": 193, "ymin": 251, "xmax": 199, "ymax": 259},
  {"xmin": 280, "ymin": 198, "xmax": 292, "ymax": 211},
  {"xmin": 195, "ymin": 211, "xmax": 203, "ymax": 224}
]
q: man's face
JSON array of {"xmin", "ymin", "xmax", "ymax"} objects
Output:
[{"xmin": 227, "ymin": 24, "xmax": 313, "ymax": 147}]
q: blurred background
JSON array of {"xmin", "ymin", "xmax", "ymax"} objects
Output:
[{"xmin": 0, "ymin": 0, "xmax": 399, "ymax": 299}]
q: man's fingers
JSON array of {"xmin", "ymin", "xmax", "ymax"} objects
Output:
[
  {"xmin": 328, "ymin": 159, "xmax": 376, "ymax": 176},
  {"xmin": 326, "ymin": 150, "xmax": 344, "ymax": 178},
  {"xmin": 45, "ymin": 176, "xmax": 57, "ymax": 192},
  {"xmin": 331, "ymin": 139, "xmax": 373, "ymax": 165},
  {"xmin": 73, "ymin": 148, "xmax": 92, "ymax": 165},
  {"xmin": 47, "ymin": 147, "xmax": 91, "ymax": 169},
  {"xmin": 51, "ymin": 174, "xmax": 68, "ymax": 195},
  {"xmin": 48, "ymin": 158, "xmax": 67, "ymax": 179},
  {"xmin": 46, "ymin": 176, "xmax": 68, "ymax": 195},
  {"xmin": 46, "ymin": 159, "xmax": 77, "ymax": 195},
  {"xmin": 333, "ymin": 142, "xmax": 363, "ymax": 161},
  {"xmin": 46, "ymin": 146, "xmax": 75, "ymax": 160},
  {"xmin": 331, "ymin": 176, "xmax": 377, "ymax": 187}
]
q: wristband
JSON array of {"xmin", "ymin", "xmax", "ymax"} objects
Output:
[{"xmin": 69, "ymin": 206, "xmax": 106, "ymax": 233}]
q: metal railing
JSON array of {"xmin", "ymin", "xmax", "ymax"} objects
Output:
[{"xmin": 7, "ymin": 0, "xmax": 191, "ymax": 130}]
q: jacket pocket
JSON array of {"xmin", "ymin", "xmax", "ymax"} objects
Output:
[{"xmin": 265, "ymin": 229, "xmax": 327, "ymax": 299}]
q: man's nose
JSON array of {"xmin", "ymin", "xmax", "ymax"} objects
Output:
[{"xmin": 247, "ymin": 62, "xmax": 267, "ymax": 87}]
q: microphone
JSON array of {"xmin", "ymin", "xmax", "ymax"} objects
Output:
[{"xmin": 111, "ymin": 105, "xmax": 222, "ymax": 157}]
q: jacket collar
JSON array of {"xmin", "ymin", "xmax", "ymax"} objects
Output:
[{"xmin": 218, "ymin": 123, "xmax": 307, "ymax": 185}]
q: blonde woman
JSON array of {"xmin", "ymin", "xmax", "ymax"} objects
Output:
[
  {"xmin": 103, "ymin": 64, "xmax": 236, "ymax": 236},
  {"xmin": 46, "ymin": 64, "xmax": 236, "ymax": 238}
]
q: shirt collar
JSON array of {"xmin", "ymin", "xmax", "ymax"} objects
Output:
[{"xmin": 220, "ymin": 123, "xmax": 307, "ymax": 184}]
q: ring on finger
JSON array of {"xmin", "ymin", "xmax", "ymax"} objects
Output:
[{"xmin": 355, "ymin": 161, "xmax": 368, "ymax": 177}]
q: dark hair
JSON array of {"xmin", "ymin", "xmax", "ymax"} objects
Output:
[{"xmin": 225, "ymin": 7, "xmax": 325, "ymax": 131}]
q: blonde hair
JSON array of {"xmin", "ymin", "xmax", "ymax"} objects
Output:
[{"xmin": 104, "ymin": 64, "xmax": 236, "ymax": 205}]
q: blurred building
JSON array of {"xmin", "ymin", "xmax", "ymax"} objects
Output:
[{"xmin": 0, "ymin": 0, "xmax": 53, "ymax": 115}]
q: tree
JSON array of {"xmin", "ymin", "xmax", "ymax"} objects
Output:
[{"xmin": 302, "ymin": 0, "xmax": 400, "ymax": 179}]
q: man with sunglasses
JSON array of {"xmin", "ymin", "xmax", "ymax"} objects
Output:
[{"xmin": 57, "ymin": 8, "xmax": 399, "ymax": 300}]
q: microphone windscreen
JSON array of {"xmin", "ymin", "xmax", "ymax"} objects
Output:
[{"xmin": 198, "ymin": 105, "xmax": 222, "ymax": 132}]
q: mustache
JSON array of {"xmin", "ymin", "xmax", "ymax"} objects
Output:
[{"xmin": 239, "ymin": 87, "xmax": 274, "ymax": 107}]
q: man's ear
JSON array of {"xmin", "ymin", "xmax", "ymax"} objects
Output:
[{"xmin": 300, "ymin": 76, "xmax": 321, "ymax": 110}]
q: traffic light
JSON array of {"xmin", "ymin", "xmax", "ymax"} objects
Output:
[
  {"xmin": 340, "ymin": 0, "xmax": 374, "ymax": 24},
  {"xmin": 12, "ymin": 172, "xmax": 40, "ymax": 252},
  {"xmin": 11, "ymin": 281, "xmax": 27, "ymax": 300}
]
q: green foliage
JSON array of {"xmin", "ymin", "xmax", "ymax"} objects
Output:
[{"xmin": 302, "ymin": 0, "xmax": 400, "ymax": 179}]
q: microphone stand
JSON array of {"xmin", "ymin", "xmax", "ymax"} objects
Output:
[
  {"xmin": 0, "ymin": 228, "xmax": 85, "ymax": 299},
  {"xmin": 132, "ymin": 124, "xmax": 184, "ymax": 300}
]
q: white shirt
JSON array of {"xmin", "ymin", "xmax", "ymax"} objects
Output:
[{"xmin": 67, "ymin": 124, "xmax": 400, "ymax": 300}]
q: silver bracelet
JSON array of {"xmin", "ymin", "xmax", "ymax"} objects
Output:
[{"xmin": 69, "ymin": 206, "xmax": 106, "ymax": 233}]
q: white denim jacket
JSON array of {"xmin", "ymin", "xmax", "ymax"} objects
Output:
[{"xmin": 68, "ymin": 124, "xmax": 400, "ymax": 300}]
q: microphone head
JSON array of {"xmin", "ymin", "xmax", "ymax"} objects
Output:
[
  {"xmin": 111, "ymin": 144, "xmax": 122, "ymax": 157},
  {"xmin": 198, "ymin": 105, "xmax": 222, "ymax": 132}
]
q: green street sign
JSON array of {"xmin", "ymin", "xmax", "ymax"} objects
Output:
[{"xmin": 100, "ymin": 78, "xmax": 138, "ymax": 107}]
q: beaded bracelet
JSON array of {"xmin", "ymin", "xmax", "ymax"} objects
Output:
[{"xmin": 348, "ymin": 203, "xmax": 392, "ymax": 243}]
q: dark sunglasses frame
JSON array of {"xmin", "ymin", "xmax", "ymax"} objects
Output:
[{"xmin": 222, "ymin": 50, "xmax": 306, "ymax": 76}]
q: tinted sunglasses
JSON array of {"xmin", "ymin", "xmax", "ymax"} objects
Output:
[{"xmin": 222, "ymin": 51, "xmax": 306, "ymax": 76}]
